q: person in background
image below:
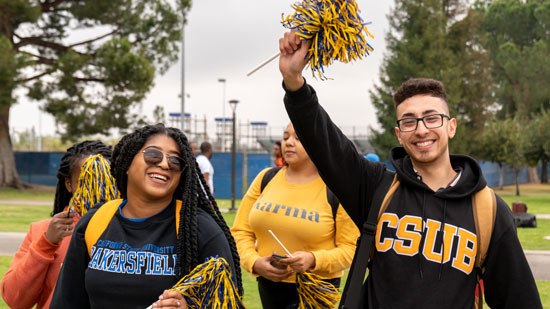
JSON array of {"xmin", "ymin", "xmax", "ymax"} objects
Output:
[
  {"xmin": 190, "ymin": 141, "xmax": 199, "ymax": 157},
  {"xmin": 197, "ymin": 141, "xmax": 214, "ymax": 195},
  {"xmin": 1, "ymin": 141, "xmax": 112, "ymax": 309},
  {"xmin": 273, "ymin": 141, "xmax": 286, "ymax": 167},
  {"xmin": 50, "ymin": 124, "xmax": 242, "ymax": 308},
  {"xmin": 231, "ymin": 123, "xmax": 358, "ymax": 309},
  {"xmin": 364, "ymin": 153, "xmax": 380, "ymax": 162}
]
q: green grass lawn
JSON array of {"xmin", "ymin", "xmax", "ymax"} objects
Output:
[
  {"xmin": 0, "ymin": 256, "xmax": 11, "ymax": 309},
  {"xmin": 0, "ymin": 204, "xmax": 52, "ymax": 232},
  {"xmin": 493, "ymin": 184, "xmax": 550, "ymax": 214},
  {"xmin": 223, "ymin": 210, "xmax": 236, "ymax": 226},
  {"xmin": 217, "ymin": 199, "xmax": 242, "ymax": 211},
  {"xmin": 537, "ymin": 281, "xmax": 550, "ymax": 308},
  {"xmin": 0, "ymin": 187, "xmax": 54, "ymax": 200},
  {"xmin": 517, "ymin": 219, "xmax": 550, "ymax": 250},
  {"xmin": 499, "ymin": 195, "xmax": 550, "ymax": 214},
  {"xmin": 494, "ymin": 184, "xmax": 550, "ymax": 214},
  {"xmin": 241, "ymin": 270, "xmax": 261, "ymax": 309}
]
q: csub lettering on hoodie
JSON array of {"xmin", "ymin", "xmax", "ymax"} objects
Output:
[{"xmin": 375, "ymin": 213, "xmax": 477, "ymax": 275}]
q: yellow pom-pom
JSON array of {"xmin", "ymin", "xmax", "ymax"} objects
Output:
[
  {"xmin": 282, "ymin": 0, "xmax": 374, "ymax": 80},
  {"xmin": 169, "ymin": 257, "xmax": 245, "ymax": 308},
  {"xmin": 69, "ymin": 154, "xmax": 119, "ymax": 216},
  {"xmin": 296, "ymin": 272, "xmax": 341, "ymax": 308}
]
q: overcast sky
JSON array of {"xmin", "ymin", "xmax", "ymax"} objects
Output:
[{"xmin": 10, "ymin": 0, "xmax": 393, "ymax": 139}]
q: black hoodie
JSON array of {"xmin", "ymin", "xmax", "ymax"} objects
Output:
[{"xmin": 283, "ymin": 81, "xmax": 541, "ymax": 308}]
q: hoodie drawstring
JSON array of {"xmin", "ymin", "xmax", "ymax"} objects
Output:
[
  {"xmin": 418, "ymin": 192, "xmax": 426, "ymax": 279},
  {"xmin": 438, "ymin": 200, "xmax": 447, "ymax": 280}
]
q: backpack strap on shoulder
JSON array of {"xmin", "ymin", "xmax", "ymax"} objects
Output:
[
  {"xmin": 260, "ymin": 167, "xmax": 282, "ymax": 193},
  {"xmin": 377, "ymin": 175, "xmax": 400, "ymax": 220},
  {"xmin": 472, "ymin": 186, "xmax": 497, "ymax": 309},
  {"xmin": 86, "ymin": 199, "xmax": 184, "ymax": 257},
  {"xmin": 339, "ymin": 170, "xmax": 397, "ymax": 309},
  {"xmin": 472, "ymin": 186, "xmax": 497, "ymax": 269},
  {"xmin": 85, "ymin": 199, "xmax": 123, "ymax": 256}
]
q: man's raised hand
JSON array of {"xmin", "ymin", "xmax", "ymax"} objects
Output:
[{"xmin": 279, "ymin": 31, "xmax": 310, "ymax": 91}]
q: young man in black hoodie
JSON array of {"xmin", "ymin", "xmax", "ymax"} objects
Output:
[{"xmin": 278, "ymin": 31, "xmax": 542, "ymax": 308}]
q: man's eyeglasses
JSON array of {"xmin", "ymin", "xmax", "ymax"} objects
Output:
[
  {"xmin": 396, "ymin": 114, "xmax": 450, "ymax": 132},
  {"xmin": 142, "ymin": 149, "xmax": 186, "ymax": 172}
]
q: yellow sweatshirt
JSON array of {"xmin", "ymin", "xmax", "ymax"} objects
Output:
[{"xmin": 231, "ymin": 167, "xmax": 359, "ymax": 283}]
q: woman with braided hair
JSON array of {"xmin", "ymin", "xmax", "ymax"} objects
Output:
[
  {"xmin": 1, "ymin": 140, "xmax": 112, "ymax": 309},
  {"xmin": 51, "ymin": 123, "xmax": 243, "ymax": 309}
]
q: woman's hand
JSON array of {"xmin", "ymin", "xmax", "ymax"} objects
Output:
[
  {"xmin": 152, "ymin": 290, "xmax": 187, "ymax": 309},
  {"xmin": 281, "ymin": 251, "xmax": 316, "ymax": 273},
  {"xmin": 45, "ymin": 210, "xmax": 76, "ymax": 244},
  {"xmin": 252, "ymin": 255, "xmax": 293, "ymax": 282}
]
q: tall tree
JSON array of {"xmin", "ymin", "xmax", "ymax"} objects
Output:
[
  {"xmin": 478, "ymin": 118, "xmax": 511, "ymax": 190},
  {"xmin": 483, "ymin": 0, "xmax": 550, "ymax": 183},
  {"xmin": 479, "ymin": 116, "xmax": 526, "ymax": 194},
  {"xmin": 369, "ymin": 0, "xmax": 494, "ymax": 159},
  {"xmin": 501, "ymin": 117, "xmax": 527, "ymax": 196},
  {"xmin": 484, "ymin": 0, "xmax": 550, "ymax": 118},
  {"xmin": 0, "ymin": 0, "xmax": 190, "ymax": 188}
]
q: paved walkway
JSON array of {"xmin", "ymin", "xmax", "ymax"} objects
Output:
[
  {"xmin": 524, "ymin": 250, "xmax": 550, "ymax": 281},
  {"xmin": 0, "ymin": 199, "xmax": 51, "ymax": 206}
]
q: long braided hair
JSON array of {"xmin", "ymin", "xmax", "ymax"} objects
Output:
[
  {"xmin": 52, "ymin": 140, "xmax": 112, "ymax": 216},
  {"xmin": 110, "ymin": 123, "xmax": 243, "ymax": 295}
]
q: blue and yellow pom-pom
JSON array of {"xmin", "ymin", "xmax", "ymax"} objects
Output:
[
  {"xmin": 170, "ymin": 257, "xmax": 245, "ymax": 308},
  {"xmin": 282, "ymin": 0, "xmax": 374, "ymax": 80},
  {"xmin": 297, "ymin": 272, "xmax": 341, "ymax": 308},
  {"xmin": 69, "ymin": 154, "xmax": 119, "ymax": 216}
]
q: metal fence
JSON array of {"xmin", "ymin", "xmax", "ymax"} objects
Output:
[
  {"xmin": 15, "ymin": 152, "xmax": 64, "ymax": 186},
  {"xmin": 14, "ymin": 151, "xmax": 273, "ymax": 199}
]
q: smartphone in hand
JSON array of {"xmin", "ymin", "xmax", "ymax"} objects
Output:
[{"xmin": 270, "ymin": 253, "xmax": 287, "ymax": 269}]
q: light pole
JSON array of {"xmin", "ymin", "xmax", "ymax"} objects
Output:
[
  {"xmin": 180, "ymin": 22, "xmax": 185, "ymax": 132},
  {"xmin": 37, "ymin": 106, "xmax": 42, "ymax": 151},
  {"xmin": 229, "ymin": 99, "xmax": 239, "ymax": 212},
  {"xmin": 218, "ymin": 78, "xmax": 226, "ymax": 151}
]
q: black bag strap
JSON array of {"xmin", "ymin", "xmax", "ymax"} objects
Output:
[
  {"xmin": 260, "ymin": 167, "xmax": 282, "ymax": 192},
  {"xmin": 327, "ymin": 187, "xmax": 340, "ymax": 219},
  {"xmin": 339, "ymin": 170, "xmax": 396, "ymax": 309}
]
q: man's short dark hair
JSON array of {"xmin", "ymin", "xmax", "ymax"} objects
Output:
[
  {"xmin": 200, "ymin": 142, "xmax": 212, "ymax": 153},
  {"xmin": 393, "ymin": 78, "xmax": 448, "ymax": 109},
  {"xmin": 275, "ymin": 141, "xmax": 281, "ymax": 148}
]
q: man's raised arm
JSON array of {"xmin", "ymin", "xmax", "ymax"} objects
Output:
[{"xmin": 279, "ymin": 31, "xmax": 385, "ymax": 226}]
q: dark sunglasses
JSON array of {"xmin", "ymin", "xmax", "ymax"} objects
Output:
[{"xmin": 142, "ymin": 149, "xmax": 186, "ymax": 172}]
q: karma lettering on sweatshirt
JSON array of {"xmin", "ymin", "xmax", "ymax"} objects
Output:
[
  {"xmin": 376, "ymin": 213, "xmax": 476, "ymax": 274},
  {"xmin": 88, "ymin": 241, "xmax": 176, "ymax": 275}
]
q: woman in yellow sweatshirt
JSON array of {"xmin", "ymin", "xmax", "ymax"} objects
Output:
[{"xmin": 231, "ymin": 123, "xmax": 359, "ymax": 308}]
